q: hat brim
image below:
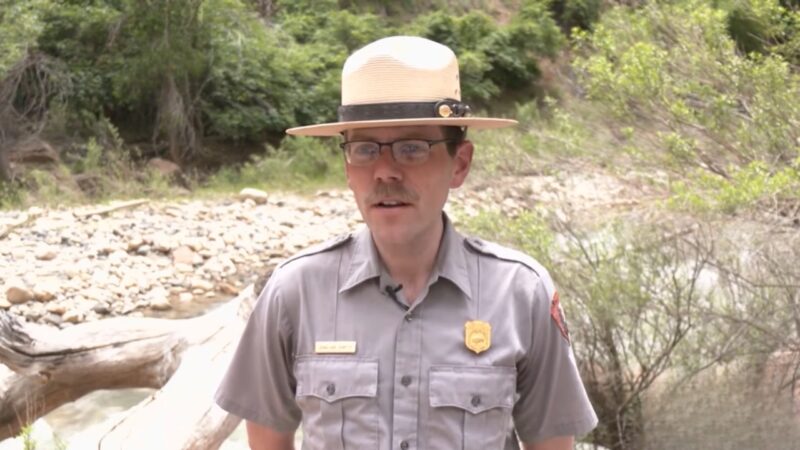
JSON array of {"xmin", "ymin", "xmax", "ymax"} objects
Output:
[{"xmin": 286, "ymin": 117, "xmax": 517, "ymax": 137}]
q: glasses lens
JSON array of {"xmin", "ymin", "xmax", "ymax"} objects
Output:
[
  {"xmin": 344, "ymin": 142, "xmax": 379, "ymax": 165},
  {"xmin": 392, "ymin": 140, "xmax": 431, "ymax": 165}
]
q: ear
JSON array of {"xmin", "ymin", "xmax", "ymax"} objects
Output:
[{"xmin": 449, "ymin": 140, "xmax": 473, "ymax": 188}]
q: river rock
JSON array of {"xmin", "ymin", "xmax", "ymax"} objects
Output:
[
  {"xmin": 172, "ymin": 246, "xmax": 200, "ymax": 266},
  {"xmin": 44, "ymin": 312, "xmax": 63, "ymax": 326},
  {"xmin": 0, "ymin": 188, "xmax": 374, "ymax": 326},
  {"xmin": 127, "ymin": 235, "xmax": 145, "ymax": 251},
  {"xmin": 238, "ymin": 188, "xmax": 269, "ymax": 204},
  {"xmin": 150, "ymin": 233, "xmax": 177, "ymax": 253},
  {"xmin": 6, "ymin": 282, "xmax": 33, "ymax": 304},
  {"xmin": 33, "ymin": 278, "xmax": 60, "ymax": 302},
  {"xmin": 26, "ymin": 302, "xmax": 45, "ymax": 321},
  {"xmin": 35, "ymin": 247, "xmax": 58, "ymax": 261},
  {"xmin": 47, "ymin": 302, "xmax": 66, "ymax": 314},
  {"xmin": 189, "ymin": 277, "xmax": 214, "ymax": 291},
  {"xmin": 218, "ymin": 282, "xmax": 239, "ymax": 296},
  {"xmin": 62, "ymin": 309, "xmax": 84, "ymax": 324},
  {"xmin": 93, "ymin": 302, "xmax": 111, "ymax": 315},
  {"xmin": 108, "ymin": 249, "xmax": 128, "ymax": 264},
  {"xmin": 147, "ymin": 286, "xmax": 172, "ymax": 311}
]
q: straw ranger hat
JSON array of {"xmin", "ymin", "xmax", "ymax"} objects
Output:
[{"xmin": 286, "ymin": 36, "xmax": 517, "ymax": 136}]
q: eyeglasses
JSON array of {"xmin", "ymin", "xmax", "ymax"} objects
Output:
[{"xmin": 340, "ymin": 139, "xmax": 455, "ymax": 166}]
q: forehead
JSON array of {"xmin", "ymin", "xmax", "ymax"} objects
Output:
[{"xmin": 346, "ymin": 126, "xmax": 446, "ymax": 141}]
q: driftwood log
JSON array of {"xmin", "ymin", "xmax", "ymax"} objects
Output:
[{"xmin": 0, "ymin": 284, "xmax": 257, "ymax": 447}]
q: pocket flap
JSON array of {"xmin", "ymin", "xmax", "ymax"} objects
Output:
[
  {"xmin": 296, "ymin": 357, "xmax": 378, "ymax": 403},
  {"xmin": 429, "ymin": 365, "xmax": 516, "ymax": 414}
]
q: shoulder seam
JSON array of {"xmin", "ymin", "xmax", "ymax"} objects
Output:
[
  {"xmin": 463, "ymin": 236, "xmax": 544, "ymax": 278},
  {"xmin": 278, "ymin": 233, "xmax": 352, "ymax": 269}
]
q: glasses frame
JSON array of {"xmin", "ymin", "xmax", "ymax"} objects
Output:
[{"xmin": 339, "ymin": 138, "xmax": 456, "ymax": 166}]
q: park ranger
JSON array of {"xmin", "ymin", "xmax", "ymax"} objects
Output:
[{"xmin": 215, "ymin": 36, "xmax": 598, "ymax": 450}]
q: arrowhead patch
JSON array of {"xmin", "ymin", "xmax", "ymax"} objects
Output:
[{"xmin": 550, "ymin": 291, "xmax": 570, "ymax": 344}]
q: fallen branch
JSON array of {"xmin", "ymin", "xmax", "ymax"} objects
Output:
[
  {"xmin": 0, "ymin": 284, "xmax": 256, "ymax": 443},
  {"xmin": 72, "ymin": 199, "xmax": 149, "ymax": 219},
  {"xmin": 0, "ymin": 211, "xmax": 41, "ymax": 240}
]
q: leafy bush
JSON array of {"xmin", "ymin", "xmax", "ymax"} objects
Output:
[
  {"xmin": 550, "ymin": 0, "xmax": 604, "ymax": 31},
  {"xmin": 0, "ymin": 0, "xmax": 51, "ymax": 76},
  {"xmin": 409, "ymin": 1, "xmax": 565, "ymax": 103},
  {"xmin": 573, "ymin": 0, "xmax": 800, "ymax": 214},
  {"xmin": 204, "ymin": 135, "xmax": 343, "ymax": 191},
  {"xmin": 670, "ymin": 159, "xmax": 800, "ymax": 213},
  {"xmin": 3, "ymin": 0, "xmax": 571, "ymax": 200},
  {"xmin": 462, "ymin": 210, "xmax": 718, "ymax": 450}
]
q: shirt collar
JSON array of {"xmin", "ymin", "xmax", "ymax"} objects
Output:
[
  {"xmin": 339, "ymin": 225, "xmax": 382, "ymax": 293},
  {"xmin": 338, "ymin": 214, "xmax": 472, "ymax": 300}
]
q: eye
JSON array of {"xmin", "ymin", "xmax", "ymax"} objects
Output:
[
  {"xmin": 394, "ymin": 140, "xmax": 428, "ymax": 161},
  {"xmin": 350, "ymin": 142, "xmax": 378, "ymax": 156}
]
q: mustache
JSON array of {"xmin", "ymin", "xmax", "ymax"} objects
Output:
[{"xmin": 365, "ymin": 183, "xmax": 419, "ymax": 204}]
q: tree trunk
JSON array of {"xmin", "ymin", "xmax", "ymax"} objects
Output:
[
  {"xmin": 0, "ymin": 285, "xmax": 256, "ymax": 444},
  {"xmin": 0, "ymin": 146, "xmax": 11, "ymax": 183}
]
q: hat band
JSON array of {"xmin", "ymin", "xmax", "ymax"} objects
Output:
[{"xmin": 338, "ymin": 99, "xmax": 471, "ymax": 122}]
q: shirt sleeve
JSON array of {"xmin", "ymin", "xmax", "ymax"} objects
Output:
[
  {"xmin": 513, "ymin": 276, "xmax": 598, "ymax": 443},
  {"xmin": 214, "ymin": 270, "xmax": 302, "ymax": 432}
]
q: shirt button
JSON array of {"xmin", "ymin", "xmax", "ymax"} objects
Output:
[
  {"xmin": 404, "ymin": 313, "xmax": 413, "ymax": 322},
  {"xmin": 400, "ymin": 440, "xmax": 409, "ymax": 450},
  {"xmin": 400, "ymin": 375, "xmax": 412, "ymax": 387},
  {"xmin": 471, "ymin": 395, "xmax": 481, "ymax": 407},
  {"xmin": 326, "ymin": 383, "xmax": 336, "ymax": 396}
]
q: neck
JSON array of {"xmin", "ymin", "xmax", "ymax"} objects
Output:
[{"xmin": 373, "ymin": 218, "xmax": 444, "ymax": 304}]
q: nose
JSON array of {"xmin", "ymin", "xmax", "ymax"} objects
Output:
[{"xmin": 372, "ymin": 144, "xmax": 403, "ymax": 182}]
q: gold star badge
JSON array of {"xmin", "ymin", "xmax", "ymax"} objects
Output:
[{"xmin": 464, "ymin": 320, "xmax": 491, "ymax": 354}]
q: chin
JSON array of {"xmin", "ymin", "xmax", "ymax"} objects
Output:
[{"xmin": 368, "ymin": 225, "xmax": 409, "ymax": 245}]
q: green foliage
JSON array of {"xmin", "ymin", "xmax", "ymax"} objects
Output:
[
  {"xmin": 462, "ymin": 211, "xmax": 712, "ymax": 449},
  {"xmin": 670, "ymin": 159, "xmax": 800, "ymax": 213},
  {"xmin": 722, "ymin": 0, "xmax": 800, "ymax": 63},
  {"xmin": 573, "ymin": 0, "xmax": 800, "ymax": 214},
  {"xmin": 550, "ymin": 0, "xmax": 603, "ymax": 31},
  {"xmin": 0, "ymin": 182, "xmax": 24, "ymax": 209},
  {"xmin": 3, "ymin": 0, "xmax": 569, "ymax": 190},
  {"xmin": 461, "ymin": 209, "xmax": 555, "ymax": 262},
  {"xmin": 409, "ymin": 2, "xmax": 565, "ymax": 102},
  {"xmin": 203, "ymin": 136, "xmax": 344, "ymax": 192},
  {"xmin": 0, "ymin": 0, "xmax": 51, "ymax": 76},
  {"xmin": 19, "ymin": 424, "xmax": 36, "ymax": 450}
]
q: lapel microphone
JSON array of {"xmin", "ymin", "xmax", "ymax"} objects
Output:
[{"xmin": 384, "ymin": 284, "xmax": 403, "ymax": 302}]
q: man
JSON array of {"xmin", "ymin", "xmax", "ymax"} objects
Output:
[{"xmin": 215, "ymin": 35, "xmax": 597, "ymax": 450}]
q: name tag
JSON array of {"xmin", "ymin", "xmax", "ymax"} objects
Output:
[{"xmin": 315, "ymin": 341, "xmax": 357, "ymax": 354}]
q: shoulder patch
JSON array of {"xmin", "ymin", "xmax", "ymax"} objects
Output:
[
  {"xmin": 464, "ymin": 236, "xmax": 555, "ymax": 296},
  {"xmin": 278, "ymin": 233, "xmax": 352, "ymax": 269}
]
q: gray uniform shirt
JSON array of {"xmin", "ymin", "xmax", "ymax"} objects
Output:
[{"xmin": 215, "ymin": 216, "xmax": 597, "ymax": 449}]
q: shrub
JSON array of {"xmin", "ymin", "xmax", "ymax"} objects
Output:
[
  {"xmin": 462, "ymin": 210, "xmax": 715, "ymax": 450},
  {"xmin": 573, "ymin": 0, "xmax": 800, "ymax": 215}
]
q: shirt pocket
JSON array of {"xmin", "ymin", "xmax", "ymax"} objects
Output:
[
  {"xmin": 295, "ymin": 356, "xmax": 379, "ymax": 450},
  {"xmin": 428, "ymin": 365, "xmax": 516, "ymax": 450}
]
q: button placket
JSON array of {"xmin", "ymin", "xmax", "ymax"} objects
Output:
[{"xmin": 392, "ymin": 306, "xmax": 421, "ymax": 450}]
